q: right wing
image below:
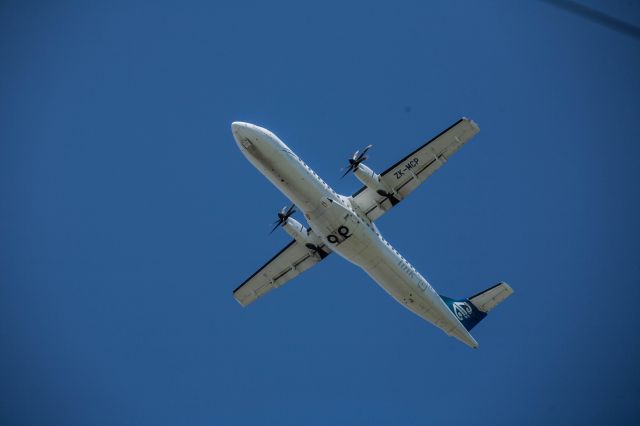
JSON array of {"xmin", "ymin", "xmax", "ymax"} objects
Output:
[
  {"xmin": 233, "ymin": 240, "xmax": 331, "ymax": 307},
  {"xmin": 351, "ymin": 118, "xmax": 479, "ymax": 222}
]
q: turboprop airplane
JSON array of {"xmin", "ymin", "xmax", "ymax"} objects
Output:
[{"xmin": 231, "ymin": 118, "xmax": 513, "ymax": 348}]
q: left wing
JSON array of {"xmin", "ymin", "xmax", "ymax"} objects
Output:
[
  {"xmin": 351, "ymin": 118, "xmax": 479, "ymax": 221},
  {"xmin": 233, "ymin": 239, "xmax": 331, "ymax": 307}
]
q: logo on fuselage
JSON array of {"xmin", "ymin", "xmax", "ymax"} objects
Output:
[
  {"xmin": 326, "ymin": 225, "xmax": 351, "ymax": 245},
  {"xmin": 452, "ymin": 301, "xmax": 473, "ymax": 321}
]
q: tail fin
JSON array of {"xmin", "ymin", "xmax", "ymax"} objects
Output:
[{"xmin": 440, "ymin": 282, "xmax": 514, "ymax": 331}]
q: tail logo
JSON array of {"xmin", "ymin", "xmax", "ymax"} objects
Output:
[{"xmin": 452, "ymin": 301, "xmax": 473, "ymax": 321}]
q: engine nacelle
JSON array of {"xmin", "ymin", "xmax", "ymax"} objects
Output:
[
  {"xmin": 354, "ymin": 163, "xmax": 400, "ymax": 206},
  {"xmin": 282, "ymin": 217, "xmax": 324, "ymax": 250},
  {"xmin": 354, "ymin": 163, "xmax": 393, "ymax": 195}
]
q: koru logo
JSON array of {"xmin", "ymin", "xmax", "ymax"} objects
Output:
[
  {"xmin": 327, "ymin": 225, "xmax": 351, "ymax": 245},
  {"xmin": 452, "ymin": 301, "xmax": 473, "ymax": 321}
]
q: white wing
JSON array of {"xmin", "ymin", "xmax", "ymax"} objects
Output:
[
  {"xmin": 351, "ymin": 118, "xmax": 480, "ymax": 221},
  {"xmin": 233, "ymin": 240, "xmax": 331, "ymax": 307}
]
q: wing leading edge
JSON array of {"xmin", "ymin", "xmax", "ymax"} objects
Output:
[
  {"xmin": 233, "ymin": 240, "xmax": 331, "ymax": 307},
  {"xmin": 351, "ymin": 118, "xmax": 480, "ymax": 221}
]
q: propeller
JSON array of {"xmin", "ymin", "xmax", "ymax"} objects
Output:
[
  {"xmin": 270, "ymin": 204, "xmax": 296, "ymax": 234},
  {"xmin": 341, "ymin": 144, "xmax": 372, "ymax": 178}
]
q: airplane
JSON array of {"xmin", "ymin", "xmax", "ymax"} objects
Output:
[{"xmin": 231, "ymin": 118, "xmax": 513, "ymax": 348}]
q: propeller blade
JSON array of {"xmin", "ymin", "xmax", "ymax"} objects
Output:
[
  {"xmin": 357, "ymin": 144, "xmax": 372, "ymax": 161},
  {"xmin": 340, "ymin": 165, "xmax": 354, "ymax": 179},
  {"xmin": 342, "ymin": 144, "xmax": 373, "ymax": 178},
  {"xmin": 270, "ymin": 204, "xmax": 296, "ymax": 234},
  {"xmin": 285, "ymin": 204, "xmax": 296, "ymax": 217},
  {"xmin": 269, "ymin": 222, "xmax": 281, "ymax": 234}
]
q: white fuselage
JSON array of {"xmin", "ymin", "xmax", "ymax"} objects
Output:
[{"xmin": 232, "ymin": 122, "xmax": 478, "ymax": 348}]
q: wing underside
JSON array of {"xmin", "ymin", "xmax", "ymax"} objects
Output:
[
  {"xmin": 233, "ymin": 240, "xmax": 331, "ymax": 307},
  {"xmin": 351, "ymin": 118, "xmax": 480, "ymax": 221}
]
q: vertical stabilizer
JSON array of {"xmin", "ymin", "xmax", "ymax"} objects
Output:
[{"xmin": 440, "ymin": 282, "xmax": 513, "ymax": 332}]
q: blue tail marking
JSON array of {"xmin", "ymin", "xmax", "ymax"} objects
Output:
[{"xmin": 440, "ymin": 296, "xmax": 487, "ymax": 331}]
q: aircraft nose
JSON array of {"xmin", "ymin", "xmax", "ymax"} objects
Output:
[
  {"xmin": 232, "ymin": 121, "xmax": 265, "ymax": 137},
  {"xmin": 232, "ymin": 121, "xmax": 256, "ymax": 142},
  {"xmin": 231, "ymin": 121, "xmax": 280, "ymax": 154},
  {"xmin": 231, "ymin": 121, "xmax": 251, "ymax": 135},
  {"xmin": 231, "ymin": 121, "xmax": 267, "ymax": 151}
]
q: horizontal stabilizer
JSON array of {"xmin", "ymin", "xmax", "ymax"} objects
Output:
[{"xmin": 469, "ymin": 282, "xmax": 514, "ymax": 313}]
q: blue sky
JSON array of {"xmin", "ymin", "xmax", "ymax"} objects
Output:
[{"xmin": 2, "ymin": 1, "xmax": 639, "ymax": 424}]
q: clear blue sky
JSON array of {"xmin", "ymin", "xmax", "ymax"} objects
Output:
[{"xmin": 2, "ymin": 1, "xmax": 639, "ymax": 425}]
